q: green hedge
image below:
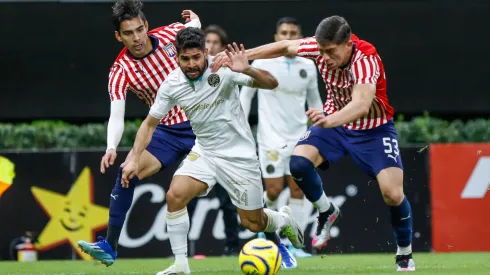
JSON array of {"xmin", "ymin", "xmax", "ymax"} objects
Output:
[{"xmin": 0, "ymin": 114, "xmax": 488, "ymax": 150}]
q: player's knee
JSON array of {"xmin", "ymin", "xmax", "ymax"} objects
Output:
[
  {"xmin": 265, "ymin": 185, "xmax": 282, "ymax": 201},
  {"xmin": 289, "ymin": 156, "xmax": 314, "ymax": 179},
  {"xmin": 381, "ymin": 187, "xmax": 404, "ymax": 206},
  {"xmin": 166, "ymin": 187, "xmax": 190, "ymax": 211}
]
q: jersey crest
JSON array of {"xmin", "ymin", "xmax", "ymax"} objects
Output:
[
  {"xmin": 208, "ymin": 73, "xmax": 221, "ymax": 87},
  {"xmin": 163, "ymin": 43, "xmax": 177, "ymax": 58}
]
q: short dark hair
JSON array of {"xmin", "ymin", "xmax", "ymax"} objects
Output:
[
  {"xmin": 315, "ymin": 15, "xmax": 351, "ymax": 45},
  {"xmin": 276, "ymin": 17, "xmax": 301, "ymax": 32},
  {"xmin": 112, "ymin": 0, "xmax": 147, "ymax": 32},
  {"xmin": 176, "ymin": 27, "xmax": 206, "ymax": 54},
  {"xmin": 204, "ymin": 25, "xmax": 229, "ymax": 46}
]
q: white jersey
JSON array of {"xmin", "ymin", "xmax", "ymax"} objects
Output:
[
  {"xmin": 240, "ymin": 57, "xmax": 323, "ymax": 149},
  {"xmin": 149, "ymin": 57, "xmax": 256, "ymax": 161}
]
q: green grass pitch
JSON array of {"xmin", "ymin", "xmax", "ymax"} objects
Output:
[{"xmin": 1, "ymin": 253, "xmax": 489, "ymax": 274}]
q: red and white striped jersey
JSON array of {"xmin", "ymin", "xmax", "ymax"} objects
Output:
[
  {"xmin": 108, "ymin": 23, "xmax": 188, "ymax": 125},
  {"xmin": 297, "ymin": 34, "xmax": 394, "ymax": 130}
]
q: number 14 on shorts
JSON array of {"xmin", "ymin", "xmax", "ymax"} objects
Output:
[{"xmin": 383, "ymin": 137, "xmax": 399, "ymax": 162}]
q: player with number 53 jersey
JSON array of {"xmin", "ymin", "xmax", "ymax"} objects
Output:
[{"xmin": 212, "ymin": 15, "xmax": 415, "ymax": 272}]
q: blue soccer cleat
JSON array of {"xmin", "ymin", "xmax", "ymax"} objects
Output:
[
  {"xmin": 288, "ymin": 244, "xmax": 313, "ymax": 258},
  {"xmin": 278, "ymin": 242, "xmax": 297, "ymax": 269},
  {"xmin": 77, "ymin": 236, "xmax": 117, "ymax": 267}
]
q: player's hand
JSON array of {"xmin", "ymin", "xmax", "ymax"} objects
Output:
[
  {"xmin": 222, "ymin": 43, "xmax": 250, "ymax": 73},
  {"xmin": 306, "ymin": 108, "xmax": 330, "ymax": 128},
  {"xmin": 181, "ymin": 10, "xmax": 199, "ymax": 23},
  {"xmin": 121, "ymin": 159, "xmax": 138, "ymax": 188},
  {"xmin": 210, "ymin": 51, "xmax": 230, "ymax": 72},
  {"xmin": 100, "ymin": 149, "xmax": 117, "ymax": 174}
]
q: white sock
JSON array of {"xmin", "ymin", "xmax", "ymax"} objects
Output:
[
  {"xmin": 264, "ymin": 191, "xmax": 278, "ymax": 210},
  {"xmin": 312, "ymin": 193, "xmax": 331, "ymax": 213},
  {"xmin": 397, "ymin": 244, "xmax": 412, "ymax": 255},
  {"xmin": 288, "ymin": 198, "xmax": 305, "ymax": 231},
  {"xmin": 166, "ymin": 208, "xmax": 190, "ymax": 266},
  {"xmin": 263, "ymin": 208, "xmax": 289, "ymax": 231}
]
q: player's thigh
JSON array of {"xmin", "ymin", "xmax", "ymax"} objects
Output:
[
  {"xmin": 293, "ymin": 126, "xmax": 347, "ymax": 168},
  {"xmin": 136, "ymin": 149, "xmax": 162, "ymax": 180},
  {"xmin": 142, "ymin": 125, "xmax": 195, "ymax": 179},
  {"xmin": 259, "ymin": 146, "xmax": 286, "ymax": 178},
  {"xmin": 347, "ymin": 120, "xmax": 404, "ymax": 179},
  {"xmin": 172, "ymin": 148, "xmax": 217, "ymax": 202},
  {"xmin": 214, "ymin": 158, "xmax": 264, "ymax": 211},
  {"xmin": 167, "ymin": 174, "xmax": 210, "ymax": 212},
  {"xmin": 287, "ymin": 175, "xmax": 304, "ymax": 199}
]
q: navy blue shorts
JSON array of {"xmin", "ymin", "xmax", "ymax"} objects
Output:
[
  {"xmin": 297, "ymin": 118, "xmax": 403, "ymax": 178},
  {"xmin": 146, "ymin": 122, "xmax": 196, "ymax": 168}
]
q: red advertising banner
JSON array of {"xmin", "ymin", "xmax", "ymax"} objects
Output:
[{"xmin": 430, "ymin": 143, "xmax": 490, "ymax": 252}]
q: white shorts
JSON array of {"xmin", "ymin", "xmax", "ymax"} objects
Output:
[
  {"xmin": 174, "ymin": 145, "xmax": 264, "ymax": 210},
  {"xmin": 258, "ymin": 143, "xmax": 295, "ymax": 179}
]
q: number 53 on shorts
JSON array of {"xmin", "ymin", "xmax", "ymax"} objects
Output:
[{"xmin": 382, "ymin": 137, "xmax": 400, "ymax": 163}]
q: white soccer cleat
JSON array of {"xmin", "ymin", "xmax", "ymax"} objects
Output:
[
  {"xmin": 278, "ymin": 206, "xmax": 304, "ymax": 249},
  {"xmin": 312, "ymin": 203, "xmax": 341, "ymax": 249},
  {"xmin": 396, "ymin": 254, "xmax": 416, "ymax": 272},
  {"xmin": 156, "ymin": 263, "xmax": 191, "ymax": 275}
]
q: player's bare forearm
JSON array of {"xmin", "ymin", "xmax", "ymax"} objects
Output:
[
  {"xmin": 245, "ymin": 40, "xmax": 300, "ymax": 60},
  {"xmin": 243, "ymin": 67, "xmax": 278, "ymax": 89},
  {"xmin": 131, "ymin": 115, "xmax": 159, "ymax": 162},
  {"xmin": 325, "ymin": 84, "xmax": 376, "ymax": 127}
]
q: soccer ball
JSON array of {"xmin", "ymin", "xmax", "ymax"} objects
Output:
[{"xmin": 239, "ymin": 238, "xmax": 282, "ymax": 275}]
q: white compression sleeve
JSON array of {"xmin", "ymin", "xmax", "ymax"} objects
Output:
[
  {"xmin": 106, "ymin": 100, "xmax": 125, "ymax": 151},
  {"xmin": 185, "ymin": 19, "xmax": 201, "ymax": 29}
]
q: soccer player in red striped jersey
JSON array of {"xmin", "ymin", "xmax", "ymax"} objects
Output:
[
  {"xmin": 212, "ymin": 15, "xmax": 415, "ymax": 271},
  {"xmin": 77, "ymin": 0, "xmax": 201, "ymax": 267}
]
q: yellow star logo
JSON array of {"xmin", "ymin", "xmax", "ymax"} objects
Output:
[
  {"xmin": 0, "ymin": 156, "xmax": 15, "ymax": 197},
  {"xmin": 31, "ymin": 167, "xmax": 109, "ymax": 260}
]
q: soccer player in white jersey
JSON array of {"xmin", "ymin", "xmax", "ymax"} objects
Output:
[
  {"xmin": 77, "ymin": 0, "xmax": 202, "ymax": 267},
  {"xmin": 213, "ymin": 16, "xmax": 415, "ymax": 271},
  {"xmin": 240, "ymin": 17, "xmax": 322, "ymax": 258},
  {"xmin": 121, "ymin": 28, "xmax": 304, "ymax": 275}
]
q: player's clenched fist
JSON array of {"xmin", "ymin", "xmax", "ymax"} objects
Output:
[
  {"xmin": 120, "ymin": 159, "xmax": 138, "ymax": 188},
  {"xmin": 181, "ymin": 10, "xmax": 199, "ymax": 23},
  {"xmin": 100, "ymin": 149, "xmax": 117, "ymax": 174}
]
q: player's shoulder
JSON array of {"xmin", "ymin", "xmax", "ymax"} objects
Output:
[
  {"xmin": 166, "ymin": 68, "xmax": 184, "ymax": 85},
  {"xmin": 110, "ymin": 48, "xmax": 132, "ymax": 73},
  {"xmin": 352, "ymin": 34, "xmax": 378, "ymax": 56},
  {"xmin": 251, "ymin": 58, "xmax": 277, "ymax": 68},
  {"xmin": 301, "ymin": 36, "xmax": 317, "ymax": 45},
  {"xmin": 148, "ymin": 23, "xmax": 186, "ymax": 36},
  {"xmin": 295, "ymin": 56, "xmax": 316, "ymax": 66}
]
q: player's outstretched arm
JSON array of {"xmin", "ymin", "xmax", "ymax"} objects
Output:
[
  {"xmin": 121, "ymin": 115, "xmax": 160, "ymax": 186},
  {"xmin": 246, "ymin": 39, "xmax": 301, "ymax": 60},
  {"xmin": 211, "ymin": 40, "xmax": 301, "ymax": 72},
  {"xmin": 224, "ymin": 43, "xmax": 278, "ymax": 89}
]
